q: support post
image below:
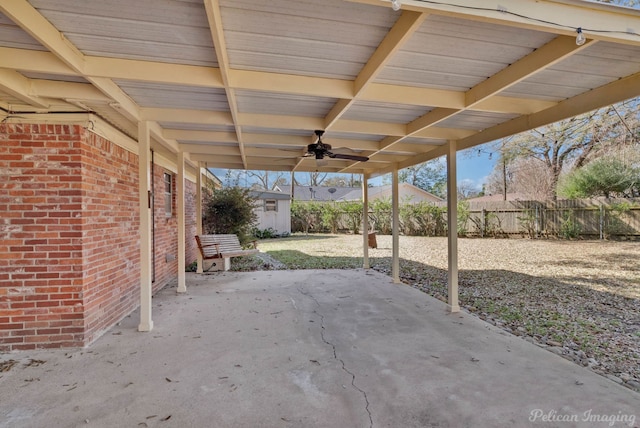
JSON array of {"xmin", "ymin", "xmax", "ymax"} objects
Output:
[
  {"xmin": 362, "ymin": 173, "xmax": 369, "ymax": 269},
  {"xmin": 138, "ymin": 121, "xmax": 154, "ymax": 331},
  {"xmin": 196, "ymin": 163, "xmax": 204, "ymax": 273},
  {"xmin": 177, "ymin": 151, "xmax": 186, "ymax": 293},
  {"xmin": 446, "ymin": 141, "xmax": 460, "ymax": 313},
  {"xmin": 391, "ymin": 167, "xmax": 400, "ymax": 283}
]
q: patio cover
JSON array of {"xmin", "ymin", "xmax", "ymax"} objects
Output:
[{"xmin": 1, "ymin": 0, "xmax": 640, "ymax": 329}]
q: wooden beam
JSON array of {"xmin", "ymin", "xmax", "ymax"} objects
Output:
[
  {"xmin": 324, "ymin": 10, "xmax": 426, "ymax": 129},
  {"xmin": 204, "ymin": 0, "xmax": 247, "ymax": 169},
  {"xmin": 86, "ymin": 57, "xmax": 223, "ymax": 88},
  {"xmin": 0, "ymin": 69, "xmax": 49, "ymax": 108}
]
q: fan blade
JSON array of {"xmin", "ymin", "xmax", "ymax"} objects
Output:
[{"xmin": 328, "ymin": 153, "xmax": 369, "ymax": 162}]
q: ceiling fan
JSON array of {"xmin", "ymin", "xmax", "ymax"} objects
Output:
[{"xmin": 305, "ymin": 130, "xmax": 369, "ymax": 162}]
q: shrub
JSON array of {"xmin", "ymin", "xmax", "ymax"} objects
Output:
[
  {"xmin": 400, "ymin": 202, "xmax": 446, "ymax": 236},
  {"xmin": 559, "ymin": 212, "xmax": 581, "ymax": 239},
  {"xmin": 320, "ymin": 203, "xmax": 341, "ymax": 233},
  {"xmin": 369, "ymin": 198, "xmax": 392, "ymax": 234},
  {"xmin": 291, "ymin": 201, "xmax": 323, "ymax": 233},
  {"xmin": 202, "ymin": 186, "xmax": 257, "ymax": 245},
  {"xmin": 340, "ymin": 201, "xmax": 363, "ymax": 234},
  {"xmin": 252, "ymin": 227, "xmax": 279, "ymax": 239}
]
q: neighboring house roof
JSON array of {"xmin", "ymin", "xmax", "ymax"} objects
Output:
[
  {"xmin": 338, "ymin": 183, "xmax": 443, "ymax": 204},
  {"xmin": 250, "ymin": 189, "xmax": 291, "ymax": 200},
  {"xmin": 293, "ymin": 186, "xmax": 360, "ymax": 202},
  {"xmin": 466, "ymin": 192, "xmax": 528, "ymax": 202}
]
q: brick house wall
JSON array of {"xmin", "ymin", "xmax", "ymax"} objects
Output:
[
  {"xmin": 1, "ymin": 123, "xmax": 199, "ymax": 351},
  {"xmin": 80, "ymin": 130, "xmax": 141, "ymax": 345}
]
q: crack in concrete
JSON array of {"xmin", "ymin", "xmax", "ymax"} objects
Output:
[{"xmin": 298, "ymin": 287, "xmax": 373, "ymax": 428}]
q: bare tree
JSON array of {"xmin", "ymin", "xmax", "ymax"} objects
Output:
[
  {"xmin": 222, "ymin": 169, "xmax": 287, "ymax": 190},
  {"xmin": 299, "ymin": 172, "xmax": 329, "ymax": 187},
  {"xmin": 457, "ymin": 180, "xmax": 481, "ymax": 200},
  {"xmin": 498, "ymin": 100, "xmax": 639, "ymax": 200},
  {"xmin": 510, "ymin": 157, "xmax": 556, "ymax": 200}
]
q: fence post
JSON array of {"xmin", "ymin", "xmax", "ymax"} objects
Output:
[
  {"xmin": 481, "ymin": 208, "xmax": 486, "ymax": 238},
  {"xmin": 599, "ymin": 204, "xmax": 604, "ymax": 240}
]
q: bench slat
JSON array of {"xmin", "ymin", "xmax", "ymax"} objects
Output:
[{"xmin": 195, "ymin": 234, "xmax": 258, "ymax": 261}]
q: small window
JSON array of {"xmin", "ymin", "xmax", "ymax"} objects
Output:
[
  {"xmin": 265, "ymin": 199, "xmax": 277, "ymax": 212},
  {"xmin": 164, "ymin": 173, "xmax": 173, "ymax": 216}
]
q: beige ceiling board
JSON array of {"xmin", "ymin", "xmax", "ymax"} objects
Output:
[
  {"xmin": 242, "ymin": 133, "xmax": 310, "ymax": 147},
  {"xmin": 141, "ymin": 108, "xmax": 233, "ymax": 126},
  {"xmin": 179, "ymin": 144, "xmax": 241, "ymax": 157},
  {"xmin": 164, "ymin": 130, "xmax": 238, "ymax": 144},
  {"xmin": 28, "ymin": 0, "xmax": 217, "ymax": 66},
  {"xmin": 116, "ymin": 81, "xmax": 229, "ymax": 112},
  {"xmin": 235, "ymin": 91, "xmax": 337, "ymax": 117},
  {"xmin": 0, "ymin": 11, "xmax": 46, "ymax": 50},
  {"xmin": 0, "ymin": 1, "xmax": 84, "ymax": 72}
]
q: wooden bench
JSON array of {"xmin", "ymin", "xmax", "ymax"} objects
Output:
[{"xmin": 195, "ymin": 234, "xmax": 259, "ymax": 272}]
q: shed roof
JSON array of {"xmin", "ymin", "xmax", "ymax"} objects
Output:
[
  {"xmin": 339, "ymin": 182, "xmax": 443, "ymax": 202},
  {"xmin": 250, "ymin": 189, "xmax": 291, "ymax": 200},
  {"xmin": 294, "ymin": 186, "xmax": 361, "ymax": 201},
  {"xmin": 1, "ymin": 0, "xmax": 639, "ymax": 175}
]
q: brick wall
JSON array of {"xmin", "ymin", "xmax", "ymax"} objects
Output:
[
  {"xmin": 80, "ymin": 131, "xmax": 140, "ymax": 344},
  {"xmin": 1, "ymin": 123, "xmax": 198, "ymax": 351},
  {"xmin": 0, "ymin": 124, "xmax": 85, "ymax": 350},
  {"xmin": 152, "ymin": 167, "xmax": 177, "ymax": 291}
]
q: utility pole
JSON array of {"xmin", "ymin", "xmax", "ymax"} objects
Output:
[{"xmin": 502, "ymin": 156, "xmax": 507, "ymax": 201}]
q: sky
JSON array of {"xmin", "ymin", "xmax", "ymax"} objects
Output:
[{"xmin": 456, "ymin": 148, "xmax": 496, "ymax": 191}]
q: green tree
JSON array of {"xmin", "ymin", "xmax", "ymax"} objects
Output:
[
  {"xmin": 202, "ymin": 187, "xmax": 257, "ymax": 245},
  {"xmin": 559, "ymin": 157, "xmax": 639, "ymax": 198},
  {"xmin": 386, "ymin": 159, "xmax": 447, "ymax": 197}
]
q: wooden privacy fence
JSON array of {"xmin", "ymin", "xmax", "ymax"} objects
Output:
[
  {"xmin": 455, "ymin": 198, "xmax": 640, "ymax": 239},
  {"xmin": 290, "ymin": 199, "xmax": 640, "ymax": 239}
]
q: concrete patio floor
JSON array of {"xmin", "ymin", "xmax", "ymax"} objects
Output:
[{"xmin": 1, "ymin": 269, "xmax": 638, "ymax": 428}]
